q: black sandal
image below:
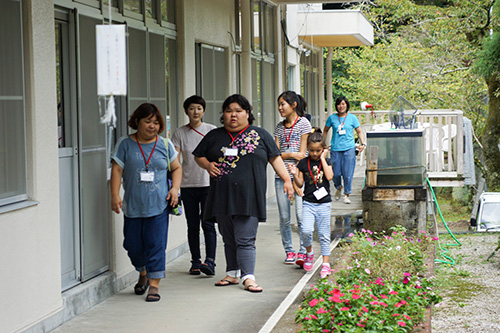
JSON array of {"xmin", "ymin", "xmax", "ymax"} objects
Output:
[
  {"xmin": 145, "ymin": 293, "xmax": 161, "ymax": 302},
  {"xmin": 134, "ymin": 279, "xmax": 149, "ymax": 295},
  {"xmin": 189, "ymin": 261, "xmax": 201, "ymax": 275}
]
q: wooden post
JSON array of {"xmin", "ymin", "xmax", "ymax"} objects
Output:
[{"xmin": 367, "ymin": 146, "xmax": 378, "ymax": 188}]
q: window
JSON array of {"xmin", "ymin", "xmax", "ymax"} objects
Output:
[
  {"xmin": 195, "ymin": 44, "xmax": 227, "ymax": 126},
  {"xmin": 0, "ymin": 0, "xmax": 27, "ymax": 207},
  {"xmin": 250, "ymin": 1, "xmax": 276, "ymax": 130}
]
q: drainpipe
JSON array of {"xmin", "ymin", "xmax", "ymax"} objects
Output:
[{"xmin": 240, "ymin": 0, "xmax": 252, "ymax": 100}]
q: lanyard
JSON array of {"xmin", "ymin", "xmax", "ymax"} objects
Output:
[
  {"xmin": 307, "ymin": 158, "xmax": 322, "ymax": 189},
  {"xmin": 188, "ymin": 124, "xmax": 205, "ymax": 137},
  {"xmin": 284, "ymin": 116, "xmax": 300, "ymax": 144},
  {"xmin": 136, "ymin": 134, "xmax": 158, "ymax": 171},
  {"xmin": 337, "ymin": 114, "xmax": 347, "ymax": 127},
  {"xmin": 227, "ymin": 124, "xmax": 250, "ymax": 145}
]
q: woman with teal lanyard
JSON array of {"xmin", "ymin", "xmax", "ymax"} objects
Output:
[
  {"xmin": 111, "ymin": 103, "xmax": 182, "ymax": 302},
  {"xmin": 323, "ymin": 96, "xmax": 365, "ymax": 204}
]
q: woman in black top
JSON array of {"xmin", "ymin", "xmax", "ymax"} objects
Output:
[{"xmin": 193, "ymin": 94, "xmax": 293, "ymax": 293}]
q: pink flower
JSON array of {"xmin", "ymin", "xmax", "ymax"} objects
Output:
[
  {"xmin": 323, "ymin": 330, "xmax": 330, "ymax": 333},
  {"xmin": 402, "ymin": 314, "xmax": 411, "ymax": 320},
  {"xmin": 352, "ymin": 293, "xmax": 361, "ymax": 300},
  {"xmin": 362, "ymin": 306, "xmax": 368, "ymax": 313},
  {"xmin": 395, "ymin": 302, "xmax": 402, "ymax": 308},
  {"xmin": 348, "ymin": 233, "xmax": 354, "ymax": 237},
  {"xmin": 317, "ymin": 308, "xmax": 328, "ymax": 314},
  {"xmin": 370, "ymin": 301, "xmax": 379, "ymax": 305},
  {"xmin": 392, "ymin": 313, "xmax": 400, "ymax": 317},
  {"xmin": 340, "ymin": 307, "xmax": 350, "ymax": 311},
  {"xmin": 380, "ymin": 302, "xmax": 388, "ymax": 307},
  {"xmin": 403, "ymin": 272, "xmax": 411, "ymax": 277},
  {"xmin": 366, "ymin": 237, "xmax": 372, "ymax": 242},
  {"xmin": 310, "ymin": 315, "xmax": 318, "ymax": 320},
  {"xmin": 365, "ymin": 268, "xmax": 371, "ymax": 274},
  {"xmin": 309, "ymin": 299, "xmax": 319, "ymax": 307},
  {"xmin": 389, "ymin": 291, "xmax": 398, "ymax": 295},
  {"xmin": 403, "ymin": 277, "xmax": 410, "ymax": 285},
  {"xmin": 375, "ymin": 277, "xmax": 384, "ymax": 285},
  {"xmin": 401, "ymin": 300, "xmax": 408, "ymax": 305},
  {"xmin": 356, "ymin": 323, "xmax": 366, "ymax": 327},
  {"xmin": 362, "ymin": 228, "xmax": 367, "ymax": 233},
  {"xmin": 367, "ymin": 230, "xmax": 373, "ymax": 235},
  {"xmin": 432, "ymin": 237, "xmax": 439, "ymax": 241},
  {"xmin": 304, "ymin": 316, "xmax": 311, "ymax": 321},
  {"xmin": 397, "ymin": 321, "xmax": 406, "ymax": 327}
]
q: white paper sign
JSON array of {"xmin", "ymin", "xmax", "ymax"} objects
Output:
[{"xmin": 96, "ymin": 25, "xmax": 127, "ymax": 96}]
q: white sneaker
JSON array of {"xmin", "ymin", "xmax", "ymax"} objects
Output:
[
  {"xmin": 343, "ymin": 195, "xmax": 351, "ymax": 204},
  {"xmin": 335, "ymin": 186, "xmax": 342, "ymax": 201}
]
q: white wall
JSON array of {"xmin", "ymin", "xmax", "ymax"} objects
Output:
[{"xmin": 0, "ymin": 1, "xmax": 62, "ymax": 332}]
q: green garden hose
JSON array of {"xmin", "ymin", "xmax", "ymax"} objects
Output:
[{"xmin": 426, "ymin": 178, "xmax": 462, "ymax": 265}]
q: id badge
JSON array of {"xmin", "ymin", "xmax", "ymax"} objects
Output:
[
  {"xmin": 338, "ymin": 129, "xmax": 346, "ymax": 135},
  {"xmin": 313, "ymin": 187, "xmax": 328, "ymax": 200},
  {"xmin": 225, "ymin": 148, "xmax": 238, "ymax": 156},
  {"xmin": 140, "ymin": 171, "xmax": 155, "ymax": 182}
]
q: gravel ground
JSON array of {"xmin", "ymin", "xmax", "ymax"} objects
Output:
[{"xmin": 432, "ymin": 233, "xmax": 500, "ymax": 332}]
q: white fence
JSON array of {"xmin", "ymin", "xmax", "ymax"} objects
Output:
[{"xmin": 350, "ymin": 109, "xmax": 464, "ymax": 185}]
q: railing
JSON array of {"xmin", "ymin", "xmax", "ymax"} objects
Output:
[{"xmin": 350, "ymin": 110, "xmax": 464, "ymax": 184}]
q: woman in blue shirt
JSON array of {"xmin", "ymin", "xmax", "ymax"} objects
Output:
[
  {"xmin": 111, "ymin": 103, "xmax": 182, "ymax": 302},
  {"xmin": 323, "ymin": 96, "xmax": 365, "ymax": 204}
]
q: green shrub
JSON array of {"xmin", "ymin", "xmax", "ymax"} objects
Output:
[{"xmin": 295, "ymin": 226, "xmax": 441, "ymax": 332}]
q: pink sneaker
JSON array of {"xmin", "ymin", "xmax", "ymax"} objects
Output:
[
  {"xmin": 320, "ymin": 264, "xmax": 332, "ymax": 279},
  {"xmin": 303, "ymin": 252, "xmax": 314, "ymax": 272},
  {"xmin": 296, "ymin": 253, "xmax": 306, "ymax": 267},
  {"xmin": 284, "ymin": 252, "xmax": 296, "ymax": 264}
]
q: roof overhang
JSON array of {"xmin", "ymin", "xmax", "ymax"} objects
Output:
[{"xmin": 297, "ymin": 9, "xmax": 373, "ymax": 47}]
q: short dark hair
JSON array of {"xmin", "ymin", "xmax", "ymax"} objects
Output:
[
  {"xmin": 307, "ymin": 127, "xmax": 325, "ymax": 147},
  {"xmin": 128, "ymin": 103, "xmax": 165, "ymax": 134},
  {"xmin": 220, "ymin": 94, "xmax": 255, "ymax": 125},
  {"xmin": 277, "ymin": 90, "xmax": 307, "ymax": 117},
  {"xmin": 335, "ymin": 96, "xmax": 350, "ymax": 112},
  {"xmin": 183, "ymin": 95, "xmax": 206, "ymax": 111}
]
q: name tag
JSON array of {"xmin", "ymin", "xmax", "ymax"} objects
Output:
[
  {"xmin": 313, "ymin": 187, "xmax": 328, "ymax": 200},
  {"xmin": 285, "ymin": 148, "xmax": 294, "ymax": 153},
  {"xmin": 140, "ymin": 171, "xmax": 155, "ymax": 182},
  {"xmin": 225, "ymin": 148, "xmax": 238, "ymax": 156},
  {"xmin": 338, "ymin": 129, "xmax": 346, "ymax": 135}
]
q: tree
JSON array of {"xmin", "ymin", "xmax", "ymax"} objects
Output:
[
  {"xmin": 476, "ymin": 29, "xmax": 500, "ymax": 191},
  {"xmin": 328, "ymin": 0, "xmax": 500, "ymax": 189}
]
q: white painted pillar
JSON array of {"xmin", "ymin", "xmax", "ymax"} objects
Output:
[
  {"xmin": 326, "ymin": 46, "xmax": 333, "ymax": 116},
  {"xmin": 240, "ymin": 0, "xmax": 252, "ymax": 100}
]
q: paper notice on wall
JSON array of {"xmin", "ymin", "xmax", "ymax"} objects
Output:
[{"xmin": 96, "ymin": 25, "xmax": 127, "ymax": 96}]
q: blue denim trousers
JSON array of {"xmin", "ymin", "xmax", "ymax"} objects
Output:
[
  {"xmin": 302, "ymin": 201, "xmax": 331, "ymax": 256},
  {"xmin": 181, "ymin": 187, "xmax": 217, "ymax": 263},
  {"xmin": 123, "ymin": 208, "xmax": 169, "ymax": 279},
  {"xmin": 331, "ymin": 148, "xmax": 357, "ymax": 195},
  {"xmin": 275, "ymin": 178, "xmax": 305, "ymax": 254}
]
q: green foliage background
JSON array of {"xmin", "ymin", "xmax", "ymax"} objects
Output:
[{"xmin": 326, "ymin": 0, "xmax": 497, "ymax": 134}]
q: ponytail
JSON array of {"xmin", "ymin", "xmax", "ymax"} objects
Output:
[{"xmin": 278, "ymin": 90, "xmax": 307, "ymax": 117}]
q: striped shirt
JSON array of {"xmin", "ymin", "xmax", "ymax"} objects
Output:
[{"xmin": 273, "ymin": 116, "xmax": 312, "ymax": 179}]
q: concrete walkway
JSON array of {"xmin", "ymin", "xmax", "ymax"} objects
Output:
[{"xmin": 52, "ymin": 165, "xmax": 366, "ymax": 333}]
